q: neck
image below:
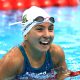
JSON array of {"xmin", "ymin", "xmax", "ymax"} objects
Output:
[{"xmin": 24, "ymin": 41, "xmax": 46, "ymax": 61}]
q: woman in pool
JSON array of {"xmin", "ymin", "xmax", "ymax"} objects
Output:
[{"xmin": 0, "ymin": 6, "xmax": 71, "ymax": 80}]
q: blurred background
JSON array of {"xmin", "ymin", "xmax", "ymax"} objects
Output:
[{"xmin": 0, "ymin": 0, "xmax": 80, "ymax": 79}]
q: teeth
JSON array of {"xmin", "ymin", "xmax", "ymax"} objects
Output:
[
  {"xmin": 40, "ymin": 38, "xmax": 50, "ymax": 45},
  {"xmin": 41, "ymin": 41, "xmax": 48, "ymax": 44},
  {"xmin": 40, "ymin": 41, "xmax": 49, "ymax": 45}
]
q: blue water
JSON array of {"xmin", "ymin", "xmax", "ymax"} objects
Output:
[{"xmin": 0, "ymin": 6, "xmax": 80, "ymax": 79}]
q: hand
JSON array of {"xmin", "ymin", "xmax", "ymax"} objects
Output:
[{"xmin": 56, "ymin": 71, "xmax": 71, "ymax": 80}]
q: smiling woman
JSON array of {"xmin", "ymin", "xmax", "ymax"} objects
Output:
[
  {"xmin": 0, "ymin": 6, "xmax": 78, "ymax": 80},
  {"xmin": 0, "ymin": 6, "xmax": 80, "ymax": 80}
]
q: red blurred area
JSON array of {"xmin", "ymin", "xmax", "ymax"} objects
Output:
[
  {"xmin": 0, "ymin": 0, "xmax": 79, "ymax": 10},
  {"xmin": 68, "ymin": 0, "xmax": 78, "ymax": 6},
  {"xmin": 0, "ymin": 0, "xmax": 12, "ymax": 10},
  {"xmin": 10, "ymin": 0, "xmax": 25, "ymax": 10},
  {"xmin": 54, "ymin": 0, "xmax": 68, "ymax": 6},
  {"xmin": 38, "ymin": 0, "xmax": 54, "ymax": 7}
]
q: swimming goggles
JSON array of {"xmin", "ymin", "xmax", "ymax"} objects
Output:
[
  {"xmin": 33, "ymin": 16, "xmax": 55, "ymax": 23},
  {"xmin": 23, "ymin": 16, "xmax": 55, "ymax": 31}
]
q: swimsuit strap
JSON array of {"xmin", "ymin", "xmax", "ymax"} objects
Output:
[
  {"xmin": 18, "ymin": 45, "xmax": 28, "ymax": 63},
  {"xmin": 18, "ymin": 45, "xmax": 30, "ymax": 74},
  {"xmin": 18, "ymin": 45, "xmax": 54, "ymax": 73},
  {"xmin": 47, "ymin": 50, "xmax": 54, "ymax": 68}
]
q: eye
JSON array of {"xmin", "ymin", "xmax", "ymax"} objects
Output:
[
  {"xmin": 48, "ymin": 26, "xmax": 54, "ymax": 32},
  {"xmin": 36, "ymin": 28, "xmax": 44, "ymax": 30},
  {"xmin": 35, "ymin": 25, "xmax": 44, "ymax": 31}
]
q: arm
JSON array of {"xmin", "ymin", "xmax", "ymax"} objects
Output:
[
  {"xmin": 0, "ymin": 47, "xmax": 22, "ymax": 80},
  {"xmin": 55, "ymin": 45, "xmax": 71, "ymax": 80},
  {"xmin": 50, "ymin": 44, "xmax": 71, "ymax": 80}
]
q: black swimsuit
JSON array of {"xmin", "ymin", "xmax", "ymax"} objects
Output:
[{"xmin": 15, "ymin": 45, "xmax": 57, "ymax": 80}]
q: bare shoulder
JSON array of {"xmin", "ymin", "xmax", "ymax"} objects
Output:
[
  {"xmin": 50, "ymin": 44, "xmax": 65, "ymax": 57},
  {"xmin": 2, "ymin": 46, "xmax": 23, "ymax": 65},
  {"xmin": 49, "ymin": 44, "xmax": 66, "ymax": 65},
  {"xmin": 0, "ymin": 46, "xmax": 24, "ymax": 79}
]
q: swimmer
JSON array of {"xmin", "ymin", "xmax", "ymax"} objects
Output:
[{"xmin": 0, "ymin": 6, "xmax": 71, "ymax": 80}]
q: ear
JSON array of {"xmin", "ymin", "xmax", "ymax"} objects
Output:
[{"xmin": 24, "ymin": 35, "xmax": 28, "ymax": 40}]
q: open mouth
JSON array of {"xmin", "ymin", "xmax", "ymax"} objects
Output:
[{"xmin": 39, "ymin": 41, "xmax": 50, "ymax": 45}]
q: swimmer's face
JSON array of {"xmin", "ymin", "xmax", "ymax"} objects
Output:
[{"xmin": 25, "ymin": 22, "xmax": 54, "ymax": 52}]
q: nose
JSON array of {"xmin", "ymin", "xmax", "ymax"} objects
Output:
[{"xmin": 43, "ymin": 30, "xmax": 50, "ymax": 38}]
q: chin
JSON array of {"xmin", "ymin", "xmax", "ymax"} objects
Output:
[
  {"xmin": 39, "ymin": 47, "xmax": 49, "ymax": 52},
  {"xmin": 35, "ymin": 45, "xmax": 50, "ymax": 52}
]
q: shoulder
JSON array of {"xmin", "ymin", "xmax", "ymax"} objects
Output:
[
  {"xmin": 50, "ymin": 44, "xmax": 64, "ymax": 56},
  {"xmin": 49, "ymin": 44, "xmax": 65, "ymax": 64},
  {"xmin": 2, "ymin": 46, "xmax": 23, "ymax": 63},
  {"xmin": 0, "ymin": 46, "xmax": 24, "ymax": 76}
]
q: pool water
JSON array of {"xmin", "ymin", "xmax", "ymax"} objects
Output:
[{"xmin": 0, "ymin": 6, "xmax": 80, "ymax": 79}]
